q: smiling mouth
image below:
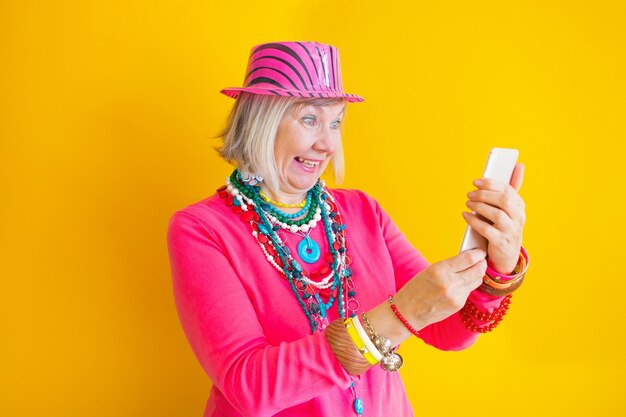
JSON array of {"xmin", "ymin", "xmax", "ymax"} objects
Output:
[{"xmin": 295, "ymin": 157, "xmax": 320, "ymax": 168}]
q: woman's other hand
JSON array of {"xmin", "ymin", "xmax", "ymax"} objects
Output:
[
  {"xmin": 394, "ymin": 249, "xmax": 487, "ymax": 330},
  {"xmin": 463, "ymin": 163, "xmax": 526, "ymax": 274}
]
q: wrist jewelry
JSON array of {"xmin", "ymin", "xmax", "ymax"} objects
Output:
[
  {"xmin": 388, "ymin": 295, "xmax": 420, "ymax": 338},
  {"xmin": 478, "ymin": 246, "xmax": 529, "ymax": 296},
  {"xmin": 325, "ymin": 319, "xmax": 370, "ymax": 373},
  {"xmin": 361, "ymin": 312, "xmax": 403, "ymax": 372},
  {"xmin": 484, "ymin": 257, "xmax": 525, "ymax": 288},
  {"xmin": 460, "ymin": 294, "xmax": 512, "ymax": 333},
  {"xmin": 479, "ymin": 275, "xmax": 526, "ymax": 297},
  {"xmin": 351, "ymin": 314, "xmax": 383, "ymax": 362},
  {"xmin": 343, "ymin": 317, "xmax": 380, "ymax": 365},
  {"xmin": 486, "ymin": 246, "xmax": 529, "ymax": 282},
  {"xmin": 482, "ymin": 255, "xmax": 526, "ymax": 289}
]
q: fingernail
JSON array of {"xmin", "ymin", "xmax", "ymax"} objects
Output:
[
  {"xmin": 467, "ymin": 191, "xmax": 475, "ymax": 198},
  {"xmin": 462, "ymin": 212, "xmax": 468, "ymax": 217},
  {"xmin": 473, "ymin": 179, "xmax": 483, "ymax": 186}
]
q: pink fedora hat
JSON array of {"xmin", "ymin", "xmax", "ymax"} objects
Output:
[{"xmin": 220, "ymin": 41, "xmax": 364, "ymax": 102}]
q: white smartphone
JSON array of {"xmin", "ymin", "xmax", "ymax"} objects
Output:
[{"xmin": 459, "ymin": 148, "xmax": 519, "ymax": 253}]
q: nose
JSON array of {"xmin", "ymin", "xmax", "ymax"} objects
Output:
[{"xmin": 313, "ymin": 125, "xmax": 339, "ymax": 155}]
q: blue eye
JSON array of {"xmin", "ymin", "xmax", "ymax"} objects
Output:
[
  {"xmin": 302, "ymin": 116, "xmax": 316, "ymax": 126},
  {"xmin": 331, "ymin": 120, "xmax": 342, "ymax": 129}
]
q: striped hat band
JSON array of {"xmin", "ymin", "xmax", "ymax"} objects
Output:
[{"xmin": 220, "ymin": 41, "xmax": 364, "ymax": 103}]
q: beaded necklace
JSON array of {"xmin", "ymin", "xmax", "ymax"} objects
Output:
[
  {"xmin": 260, "ymin": 190, "xmax": 307, "ymax": 208},
  {"xmin": 217, "ymin": 168, "xmax": 364, "ymax": 416},
  {"xmin": 222, "ymin": 169, "xmax": 360, "ymax": 331}
]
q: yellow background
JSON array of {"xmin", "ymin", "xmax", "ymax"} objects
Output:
[{"xmin": 2, "ymin": 1, "xmax": 624, "ymax": 416}]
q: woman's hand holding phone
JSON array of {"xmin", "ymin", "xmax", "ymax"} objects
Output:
[{"xmin": 462, "ymin": 163, "xmax": 527, "ymax": 275}]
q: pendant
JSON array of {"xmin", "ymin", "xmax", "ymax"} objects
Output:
[
  {"xmin": 313, "ymin": 294, "xmax": 328, "ymax": 318},
  {"xmin": 354, "ymin": 397, "xmax": 363, "ymax": 416},
  {"xmin": 350, "ymin": 381, "xmax": 364, "ymax": 416},
  {"xmin": 297, "ymin": 235, "xmax": 321, "ymax": 263},
  {"xmin": 307, "ymin": 297, "xmax": 329, "ymax": 330}
]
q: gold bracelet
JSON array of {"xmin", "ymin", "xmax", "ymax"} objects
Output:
[{"xmin": 360, "ymin": 312, "xmax": 404, "ymax": 372}]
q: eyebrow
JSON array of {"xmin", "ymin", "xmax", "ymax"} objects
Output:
[{"xmin": 301, "ymin": 104, "xmax": 346, "ymax": 117}]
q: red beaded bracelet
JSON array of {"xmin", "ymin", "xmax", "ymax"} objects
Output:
[
  {"xmin": 459, "ymin": 294, "xmax": 513, "ymax": 333},
  {"xmin": 388, "ymin": 295, "xmax": 420, "ymax": 337}
]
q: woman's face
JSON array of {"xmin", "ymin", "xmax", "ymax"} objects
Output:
[{"xmin": 273, "ymin": 102, "xmax": 345, "ymax": 195}]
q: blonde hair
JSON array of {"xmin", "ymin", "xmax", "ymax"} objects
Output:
[{"xmin": 216, "ymin": 92, "xmax": 346, "ymax": 191}]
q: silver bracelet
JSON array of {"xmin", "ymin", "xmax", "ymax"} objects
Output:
[{"xmin": 360, "ymin": 312, "xmax": 404, "ymax": 372}]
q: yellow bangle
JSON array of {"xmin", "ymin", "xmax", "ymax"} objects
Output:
[
  {"xmin": 343, "ymin": 317, "xmax": 379, "ymax": 365},
  {"xmin": 352, "ymin": 314, "xmax": 383, "ymax": 361}
]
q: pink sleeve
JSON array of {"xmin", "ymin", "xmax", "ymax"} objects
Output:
[
  {"xmin": 166, "ymin": 211, "xmax": 352, "ymax": 417},
  {"xmin": 371, "ymin": 196, "xmax": 511, "ymax": 351}
]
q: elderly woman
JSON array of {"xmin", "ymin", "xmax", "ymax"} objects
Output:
[{"xmin": 167, "ymin": 41, "xmax": 529, "ymax": 417}]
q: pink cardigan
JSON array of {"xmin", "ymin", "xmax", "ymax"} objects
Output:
[{"xmin": 167, "ymin": 188, "xmax": 508, "ymax": 417}]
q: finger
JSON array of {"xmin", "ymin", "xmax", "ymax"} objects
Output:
[
  {"xmin": 510, "ymin": 163, "xmax": 525, "ymax": 192},
  {"xmin": 465, "ymin": 200, "xmax": 513, "ymax": 231},
  {"xmin": 457, "ymin": 259, "xmax": 487, "ymax": 289},
  {"xmin": 473, "ymin": 177, "xmax": 508, "ymax": 192},
  {"xmin": 473, "ymin": 163, "xmax": 525, "ymax": 193},
  {"xmin": 462, "ymin": 211, "xmax": 501, "ymax": 243},
  {"xmin": 467, "ymin": 189, "xmax": 525, "ymax": 221},
  {"xmin": 445, "ymin": 248, "xmax": 487, "ymax": 273}
]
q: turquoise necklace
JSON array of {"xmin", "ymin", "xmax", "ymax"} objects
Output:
[
  {"xmin": 233, "ymin": 170, "xmax": 323, "ymax": 264},
  {"xmin": 218, "ymin": 169, "xmax": 364, "ymax": 416},
  {"xmin": 295, "ymin": 230, "xmax": 321, "ymax": 264},
  {"xmin": 224, "ymin": 169, "xmax": 358, "ymax": 331}
]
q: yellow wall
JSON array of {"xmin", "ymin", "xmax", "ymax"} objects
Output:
[{"xmin": 2, "ymin": 1, "xmax": 624, "ymax": 416}]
